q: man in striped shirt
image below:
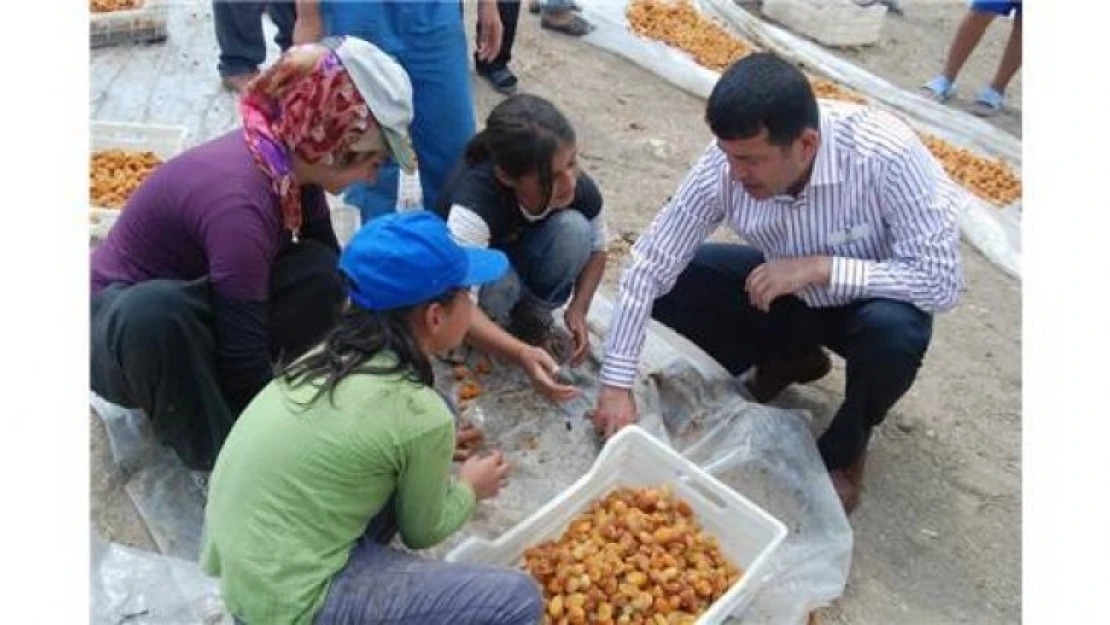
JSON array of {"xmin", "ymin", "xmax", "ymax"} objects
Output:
[{"xmin": 592, "ymin": 53, "xmax": 963, "ymax": 513}]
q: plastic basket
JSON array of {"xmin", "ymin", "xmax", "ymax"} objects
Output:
[
  {"xmin": 90, "ymin": 0, "xmax": 169, "ymax": 49},
  {"xmin": 446, "ymin": 426, "xmax": 789, "ymax": 623},
  {"xmin": 89, "ymin": 121, "xmax": 188, "ymax": 239}
]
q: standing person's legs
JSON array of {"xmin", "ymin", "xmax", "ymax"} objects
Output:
[
  {"xmin": 942, "ymin": 5, "xmax": 1000, "ymax": 79},
  {"xmin": 972, "ymin": 9, "xmax": 1021, "ymax": 116},
  {"xmin": 345, "ymin": 26, "xmax": 478, "ymax": 225},
  {"xmin": 267, "ymin": 240, "xmax": 345, "ymax": 364},
  {"xmin": 922, "ymin": 5, "xmax": 998, "ymax": 101},
  {"xmin": 475, "ymin": 1, "xmax": 522, "ymax": 94},
  {"xmin": 319, "ymin": 2, "xmax": 407, "ymax": 223},
  {"xmin": 214, "ymin": 1, "xmax": 268, "ymax": 87},
  {"xmin": 328, "ymin": 4, "xmax": 473, "ymax": 222},
  {"xmin": 90, "ymin": 279, "xmax": 233, "ymax": 471},
  {"xmin": 315, "ymin": 500, "xmax": 543, "ymax": 625},
  {"xmin": 651, "ymin": 244, "xmax": 826, "ymax": 377},
  {"xmin": 406, "ymin": 31, "xmax": 478, "ymax": 216},
  {"xmin": 990, "ymin": 12, "xmax": 1022, "ymax": 93},
  {"xmin": 815, "ymin": 299, "xmax": 933, "ymax": 511},
  {"xmin": 266, "ymin": 1, "xmax": 298, "ymax": 53},
  {"xmin": 538, "ymin": 0, "xmax": 592, "ymax": 36}
]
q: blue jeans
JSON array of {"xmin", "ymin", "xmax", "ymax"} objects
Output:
[
  {"xmin": 651, "ymin": 244, "xmax": 933, "ymax": 470},
  {"xmin": 479, "ymin": 210, "xmax": 593, "ymax": 324},
  {"xmin": 312, "ymin": 499, "xmax": 543, "ymax": 625},
  {"xmin": 323, "ymin": 1, "xmax": 476, "ymax": 223},
  {"xmin": 213, "ymin": 1, "xmax": 296, "ymax": 77}
]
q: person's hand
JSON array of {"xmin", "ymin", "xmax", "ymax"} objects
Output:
[
  {"xmin": 459, "ymin": 450, "xmax": 510, "ymax": 500},
  {"xmin": 293, "ymin": 16, "xmax": 323, "ymax": 46},
  {"xmin": 745, "ymin": 256, "xmax": 831, "ymax": 313},
  {"xmin": 453, "ymin": 423, "xmax": 484, "ymax": 461},
  {"xmin": 517, "ymin": 344, "xmax": 580, "ymax": 402},
  {"xmin": 563, "ymin": 304, "xmax": 591, "ymax": 366},
  {"xmin": 589, "ymin": 385, "xmax": 637, "ymax": 439},
  {"xmin": 475, "ymin": 0, "xmax": 504, "ymax": 63}
]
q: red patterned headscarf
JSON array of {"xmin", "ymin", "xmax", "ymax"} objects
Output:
[{"xmin": 240, "ymin": 44, "xmax": 381, "ymax": 241}]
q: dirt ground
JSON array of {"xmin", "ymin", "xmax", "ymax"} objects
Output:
[{"xmin": 91, "ymin": 1, "xmax": 1020, "ymax": 622}]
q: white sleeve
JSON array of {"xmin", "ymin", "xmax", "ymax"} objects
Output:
[
  {"xmin": 589, "ymin": 205, "xmax": 610, "ymax": 252},
  {"xmin": 446, "ymin": 205, "xmax": 493, "ymax": 301},
  {"xmin": 446, "ymin": 204, "xmax": 492, "ymax": 249}
]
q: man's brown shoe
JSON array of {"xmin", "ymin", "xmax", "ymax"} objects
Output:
[{"xmin": 745, "ymin": 347, "xmax": 832, "ymax": 403}]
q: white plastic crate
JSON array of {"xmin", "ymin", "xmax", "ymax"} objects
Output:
[
  {"xmin": 446, "ymin": 425, "xmax": 789, "ymax": 623},
  {"xmin": 90, "ymin": 0, "xmax": 170, "ymax": 49},
  {"xmin": 89, "ymin": 121, "xmax": 188, "ymax": 239}
]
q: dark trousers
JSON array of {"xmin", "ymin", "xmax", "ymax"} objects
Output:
[
  {"xmin": 90, "ymin": 241, "xmax": 343, "ymax": 471},
  {"xmin": 213, "ymin": 1, "xmax": 297, "ymax": 78},
  {"xmin": 474, "ymin": 0, "xmax": 522, "ymax": 74},
  {"xmin": 652, "ymin": 244, "xmax": 933, "ymax": 470}
]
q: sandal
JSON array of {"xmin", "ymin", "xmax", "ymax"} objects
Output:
[
  {"xmin": 540, "ymin": 13, "xmax": 594, "ymax": 37},
  {"xmin": 970, "ymin": 86, "xmax": 1005, "ymax": 117},
  {"xmin": 921, "ymin": 75, "xmax": 955, "ymax": 103},
  {"xmin": 479, "ymin": 66, "xmax": 519, "ymax": 95}
]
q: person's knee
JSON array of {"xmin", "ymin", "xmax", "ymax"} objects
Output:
[
  {"xmin": 111, "ymin": 282, "xmax": 198, "ymax": 349},
  {"xmin": 851, "ymin": 300, "xmax": 932, "ymax": 367},
  {"xmin": 550, "ymin": 208, "xmax": 592, "ymax": 245},
  {"xmin": 532, "ymin": 210, "xmax": 592, "ymax": 287},
  {"xmin": 691, "ymin": 243, "xmax": 765, "ymax": 280},
  {"xmin": 554, "ymin": 211, "xmax": 592, "ymax": 267},
  {"xmin": 656, "ymin": 244, "xmax": 763, "ymax": 317}
]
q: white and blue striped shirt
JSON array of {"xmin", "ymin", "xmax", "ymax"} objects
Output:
[{"xmin": 601, "ymin": 102, "xmax": 964, "ymax": 389}]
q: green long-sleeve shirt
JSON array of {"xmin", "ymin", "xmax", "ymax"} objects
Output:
[{"xmin": 199, "ymin": 356, "xmax": 476, "ymax": 624}]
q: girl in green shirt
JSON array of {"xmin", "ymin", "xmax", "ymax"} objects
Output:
[{"xmin": 201, "ymin": 211, "xmax": 543, "ymax": 625}]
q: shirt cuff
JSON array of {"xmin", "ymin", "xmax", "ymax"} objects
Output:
[
  {"xmin": 828, "ymin": 256, "xmax": 872, "ymax": 301},
  {"xmin": 599, "ymin": 353, "xmax": 638, "ymax": 389}
]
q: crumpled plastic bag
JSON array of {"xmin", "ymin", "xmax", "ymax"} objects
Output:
[
  {"xmin": 90, "ymin": 392, "xmax": 207, "ymax": 560},
  {"xmin": 91, "ymin": 527, "xmax": 230, "ymax": 625}
]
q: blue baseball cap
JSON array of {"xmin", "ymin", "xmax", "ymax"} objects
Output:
[{"xmin": 339, "ymin": 211, "xmax": 509, "ymax": 311}]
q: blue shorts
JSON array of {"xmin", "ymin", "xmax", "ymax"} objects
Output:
[{"xmin": 970, "ymin": 1, "xmax": 1021, "ymax": 17}]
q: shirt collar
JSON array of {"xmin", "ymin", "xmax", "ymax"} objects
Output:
[{"xmin": 809, "ymin": 108, "xmax": 842, "ymax": 187}]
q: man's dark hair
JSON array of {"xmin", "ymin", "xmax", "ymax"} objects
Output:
[{"xmin": 706, "ymin": 52, "xmax": 820, "ymax": 146}]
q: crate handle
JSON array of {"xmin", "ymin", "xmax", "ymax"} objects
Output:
[{"xmin": 676, "ymin": 471, "xmax": 728, "ymax": 510}]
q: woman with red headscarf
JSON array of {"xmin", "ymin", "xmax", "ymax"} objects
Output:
[{"xmin": 90, "ymin": 36, "xmax": 417, "ymax": 475}]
